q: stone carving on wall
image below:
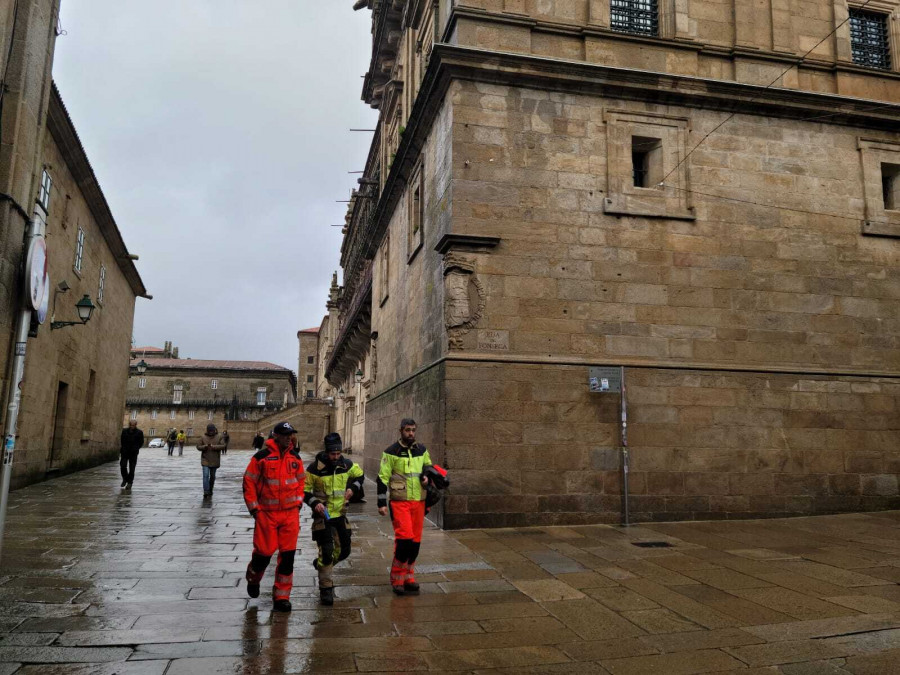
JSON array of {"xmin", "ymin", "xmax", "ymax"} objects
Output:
[{"xmin": 443, "ymin": 252, "xmax": 485, "ymax": 349}]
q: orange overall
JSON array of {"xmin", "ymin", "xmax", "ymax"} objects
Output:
[{"xmin": 242, "ymin": 440, "xmax": 305, "ymax": 602}]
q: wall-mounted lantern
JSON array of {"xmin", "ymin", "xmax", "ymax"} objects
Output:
[
  {"xmin": 50, "ymin": 294, "xmax": 95, "ymax": 330},
  {"xmin": 354, "ymin": 368, "xmax": 363, "ymax": 384}
]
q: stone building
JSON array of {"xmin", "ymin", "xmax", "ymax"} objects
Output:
[
  {"xmin": 297, "ymin": 328, "xmax": 320, "ymax": 399},
  {"xmin": 124, "ymin": 357, "xmax": 296, "ymax": 444},
  {"xmin": 0, "ymin": 78, "xmax": 148, "ymax": 486},
  {"xmin": 327, "ymin": 0, "xmax": 900, "ymax": 528}
]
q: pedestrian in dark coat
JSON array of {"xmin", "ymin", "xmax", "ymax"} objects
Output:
[
  {"xmin": 252, "ymin": 432, "xmax": 265, "ymax": 450},
  {"xmin": 119, "ymin": 420, "xmax": 144, "ymax": 489}
]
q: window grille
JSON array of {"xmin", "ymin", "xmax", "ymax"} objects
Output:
[
  {"xmin": 149, "ymin": 428, "xmax": 156, "ymax": 435},
  {"xmin": 189, "ymin": 410, "xmax": 195, "ymax": 420},
  {"xmin": 151, "ymin": 409, "xmax": 158, "ymax": 420},
  {"xmin": 169, "ymin": 410, "xmax": 176, "ymax": 419},
  {"xmin": 256, "ymin": 388, "xmax": 267, "ymax": 406},
  {"xmin": 207, "ymin": 411, "xmax": 213, "ymax": 420},
  {"xmin": 173, "ymin": 385, "xmax": 182, "ymax": 405},
  {"xmin": 130, "ymin": 410, "xmax": 137, "ymax": 421},
  {"xmin": 211, "ymin": 379, "xmax": 218, "ymax": 389},
  {"xmin": 850, "ymin": 9, "xmax": 891, "ymax": 70},
  {"xmin": 138, "ymin": 377, "xmax": 146, "ymax": 389},
  {"xmin": 611, "ymin": 0, "xmax": 658, "ymax": 36}
]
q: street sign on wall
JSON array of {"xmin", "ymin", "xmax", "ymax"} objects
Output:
[{"xmin": 588, "ymin": 366, "xmax": 622, "ymax": 393}]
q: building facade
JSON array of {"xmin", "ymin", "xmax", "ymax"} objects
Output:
[
  {"xmin": 297, "ymin": 328, "xmax": 319, "ymax": 399},
  {"xmin": 327, "ymin": 0, "xmax": 900, "ymax": 528},
  {"xmin": 0, "ymin": 0, "xmax": 148, "ymax": 490},
  {"xmin": 124, "ymin": 357, "xmax": 296, "ymax": 444}
]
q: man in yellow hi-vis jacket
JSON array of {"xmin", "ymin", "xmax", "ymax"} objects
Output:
[
  {"xmin": 303, "ymin": 433, "xmax": 364, "ymax": 605},
  {"xmin": 377, "ymin": 418, "xmax": 432, "ymax": 595}
]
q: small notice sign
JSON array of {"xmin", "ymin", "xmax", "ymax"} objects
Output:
[
  {"xmin": 478, "ymin": 330, "xmax": 509, "ymax": 351},
  {"xmin": 589, "ymin": 366, "xmax": 622, "ymax": 393}
]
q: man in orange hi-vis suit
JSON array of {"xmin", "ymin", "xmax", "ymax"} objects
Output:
[{"xmin": 242, "ymin": 421, "xmax": 305, "ymax": 612}]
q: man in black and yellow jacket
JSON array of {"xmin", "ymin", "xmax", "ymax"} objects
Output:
[
  {"xmin": 377, "ymin": 418, "xmax": 432, "ymax": 595},
  {"xmin": 303, "ymin": 432, "xmax": 364, "ymax": 606}
]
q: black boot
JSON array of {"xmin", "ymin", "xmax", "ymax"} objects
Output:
[
  {"xmin": 320, "ymin": 587, "xmax": 334, "ymax": 606},
  {"xmin": 273, "ymin": 599, "xmax": 292, "ymax": 612}
]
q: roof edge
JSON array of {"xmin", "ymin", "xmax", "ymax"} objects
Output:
[{"xmin": 47, "ymin": 81, "xmax": 149, "ymax": 299}]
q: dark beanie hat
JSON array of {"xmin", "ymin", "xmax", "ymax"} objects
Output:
[
  {"xmin": 206, "ymin": 423, "xmax": 217, "ymax": 434},
  {"xmin": 324, "ymin": 433, "xmax": 342, "ymax": 452}
]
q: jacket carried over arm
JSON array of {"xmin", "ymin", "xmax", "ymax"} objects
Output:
[
  {"xmin": 377, "ymin": 441, "xmax": 433, "ymax": 508},
  {"xmin": 303, "ymin": 451, "xmax": 364, "ymax": 519},
  {"xmin": 242, "ymin": 439, "xmax": 306, "ymax": 514}
]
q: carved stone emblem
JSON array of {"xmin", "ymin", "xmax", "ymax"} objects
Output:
[{"xmin": 443, "ymin": 252, "xmax": 485, "ymax": 349}]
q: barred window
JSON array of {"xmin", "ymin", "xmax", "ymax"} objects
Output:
[
  {"xmin": 74, "ymin": 227, "xmax": 85, "ymax": 273},
  {"xmin": 611, "ymin": 0, "xmax": 658, "ymax": 36},
  {"xmin": 849, "ymin": 9, "xmax": 891, "ymax": 70}
]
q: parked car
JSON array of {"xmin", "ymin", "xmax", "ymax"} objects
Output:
[{"xmin": 148, "ymin": 438, "xmax": 165, "ymax": 448}]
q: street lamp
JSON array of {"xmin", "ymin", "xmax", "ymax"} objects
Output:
[
  {"xmin": 136, "ymin": 360, "xmax": 148, "ymax": 375},
  {"xmin": 354, "ymin": 368, "xmax": 363, "ymax": 384},
  {"xmin": 50, "ymin": 294, "xmax": 95, "ymax": 330}
]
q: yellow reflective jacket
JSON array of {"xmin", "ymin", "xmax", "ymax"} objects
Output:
[
  {"xmin": 303, "ymin": 451, "xmax": 364, "ymax": 518},
  {"xmin": 377, "ymin": 441, "xmax": 432, "ymax": 506}
]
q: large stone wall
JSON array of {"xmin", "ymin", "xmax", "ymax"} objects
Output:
[
  {"xmin": 449, "ymin": 0, "xmax": 900, "ymax": 103},
  {"xmin": 12, "ymin": 126, "xmax": 137, "ymax": 488},
  {"xmin": 443, "ymin": 361, "xmax": 900, "ymax": 527}
]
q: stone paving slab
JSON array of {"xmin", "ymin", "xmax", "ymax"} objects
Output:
[{"xmin": 0, "ymin": 449, "xmax": 899, "ymax": 672}]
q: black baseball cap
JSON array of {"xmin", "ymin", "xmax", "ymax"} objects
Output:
[{"xmin": 273, "ymin": 422, "xmax": 296, "ymax": 436}]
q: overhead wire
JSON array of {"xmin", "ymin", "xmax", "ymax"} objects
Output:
[{"xmin": 657, "ymin": 0, "xmax": 881, "ymax": 189}]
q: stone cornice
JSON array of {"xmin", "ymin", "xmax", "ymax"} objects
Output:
[{"xmin": 47, "ymin": 82, "xmax": 149, "ymax": 299}]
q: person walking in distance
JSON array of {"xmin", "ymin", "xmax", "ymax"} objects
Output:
[
  {"xmin": 197, "ymin": 424, "xmax": 226, "ymax": 498},
  {"xmin": 119, "ymin": 420, "xmax": 143, "ymax": 489},
  {"xmin": 176, "ymin": 430, "xmax": 186, "ymax": 456},
  {"xmin": 303, "ymin": 432, "xmax": 364, "ymax": 606},
  {"xmin": 166, "ymin": 428, "xmax": 177, "ymax": 456},
  {"xmin": 252, "ymin": 431, "xmax": 265, "ymax": 451},
  {"xmin": 377, "ymin": 418, "xmax": 433, "ymax": 595},
  {"xmin": 221, "ymin": 430, "xmax": 230, "ymax": 455},
  {"xmin": 242, "ymin": 422, "xmax": 305, "ymax": 612}
]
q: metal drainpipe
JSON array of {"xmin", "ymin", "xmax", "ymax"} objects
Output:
[{"xmin": 621, "ymin": 366, "xmax": 630, "ymax": 527}]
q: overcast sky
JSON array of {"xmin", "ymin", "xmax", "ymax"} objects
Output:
[{"xmin": 53, "ymin": 1, "xmax": 377, "ymax": 371}]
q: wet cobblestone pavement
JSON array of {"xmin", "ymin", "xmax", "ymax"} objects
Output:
[{"xmin": 0, "ymin": 449, "xmax": 899, "ymax": 673}]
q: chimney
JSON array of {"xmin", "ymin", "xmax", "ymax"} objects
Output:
[{"xmin": 172, "ymin": 347, "xmax": 179, "ymax": 359}]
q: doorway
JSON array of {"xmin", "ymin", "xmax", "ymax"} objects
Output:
[{"xmin": 49, "ymin": 381, "xmax": 68, "ymax": 468}]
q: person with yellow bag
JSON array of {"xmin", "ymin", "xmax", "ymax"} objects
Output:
[{"xmin": 303, "ymin": 432, "xmax": 364, "ymax": 606}]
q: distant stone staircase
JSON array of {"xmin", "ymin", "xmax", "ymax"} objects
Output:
[{"xmin": 226, "ymin": 400, "xmax": 333, "ymax": 449}]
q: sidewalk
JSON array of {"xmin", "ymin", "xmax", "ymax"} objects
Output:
[{"xmin": 0, "ymin": 448, "xmax": 898, "ymax": 673}]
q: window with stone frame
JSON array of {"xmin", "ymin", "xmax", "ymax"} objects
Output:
[
  {"xmin": 378, "ymin": 234, "xmax": 390, "ymax": 306},
  {"xmin": 610, "ymin": 0, "xmax": 658, "ymax": 36},
  {"xmin": 408, "ymin": 162, "xmax": 424, "ymax": 261},
  {"xmin": 38, "ymin": 169, "xmax": 52, "ymax": 213},
  {"xmin": 256, "ymin": 388, "xmax": 267, "ymax": 406},
  {"xmin": 849, "ymin": 8, "xmax": 892, "ymax": 70},
  {"xmin": 138, "ymin": 377, "xmax": 146, "ymax": 389},
  {"xmin": 169, "ymin": 410, "xmax": 176, "ymax": 419},
  {"xmin": 97, "ymin": 265, "xmax": 106, "ymax": 305},
  {"xmin": 173, "ymin": 385, "xmax": 183, "ymax": 405},
  {"xmin": 859, "ymin": 139, "xmax": 900, "ymax": 237},
  {"xmin": 151, "ymin": 409, "xmax": 158, "ymax": 419},
  {"xmin": 149, "ymin": 428, "xmax": 156, "ymax": 435},
  {"xmin": 210, "ymin": 379, "xmax": 218, "ymax": 389},
  {"xmin": 307, "ymin": 389, "xmax": 314, "ymax": 398},
  {"xmin": 307, "ymin": 356, "xmax": 314, "ymax": 364},
  {"xmin": 74, "ymin": 227, "xmax": 85, "ymax": 274},
  {"xmin": 188, "ymin": 409, "xmax": 195, "ymax": 420},
  {"xmin": 130, "ymin": 409, "xmax": 137, "ymax": 421},
  {"xmin": 207, "ymin": 410, "xmax": 213, "ymax": 420},
  {"xmin": 603, "ymin": 110, "xmax": 693, "ymax": 220},
  {"xmin": 187, "ymin": 427, "xmax": 193, "ymax": 436}
]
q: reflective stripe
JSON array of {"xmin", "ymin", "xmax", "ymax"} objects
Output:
[
  {"xmin": 284, "ymin": 478, "xmax": 298, "ymax": 485},
  {"xmin": 285, "ymin": 494, "xmax": 301, "ymax": 502},
  {"xmin": 275, "ymin": 574, "xmax": 292, "ymax": 584},
  {"xmin": 404, "ymin": 473, "xmax": 420, "ymax": 478},
  {"xmin": 245, "ymin": 472, "xmax": 260, "ymax": 480},
  {"xmin": 332, "ymin": 489, "xmax": 345, "ymax": 495},
  {"xmin": 247, "ymin": 501, "xmax": 259, "ymax": 509},
  {"xmin": 273, "ymin": 589, "xmax": 290, "ymax": 599},
  {"xmin": 261, "ymin": 499, "xmax": 279, "ymax": 505},
  {"xmin": 265, "ymin": 479, "xmax": 280, "ymax": 486}
]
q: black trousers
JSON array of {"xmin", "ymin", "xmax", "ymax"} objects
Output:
[
  {"xmin": 119, "ymin": 453, "xmax": 137, "ymax": 483},
  {"xmin": 313, "ymin": 516, "xmax": 352, "ymax": 566}
]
